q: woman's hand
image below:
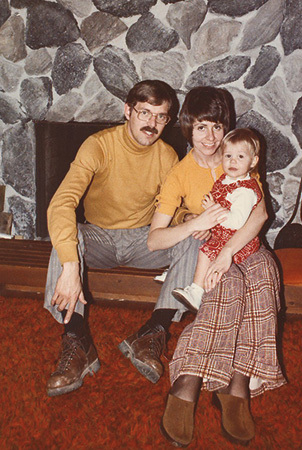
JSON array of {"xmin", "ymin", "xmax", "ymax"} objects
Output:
[
  {"xmin": 202, "ymin": 193, "xmax": 215, "ymax": 210},
  {"xmin": 148, "ymin": 205, "xmax": 227, "ymax": 251},
  {"xmin": 184, "ymin": 213, "xmax": 211, "ymax": 241},
  {"xmin": 203, "ymin": 246, "xmax": 233, "ymax": 291},
  {"xmin": 193, "ymin": 203, "xmax": 228, "ymax": 232},
  {"xmin": 183, "ymin": 213, "xmax": 198, "ymax": 222}
]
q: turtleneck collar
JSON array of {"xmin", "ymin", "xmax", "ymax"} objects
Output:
[{"xmin": 121, "ymin": 122, "xmax": 160, "ymax": 155}]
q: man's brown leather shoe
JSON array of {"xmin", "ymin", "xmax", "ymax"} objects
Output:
[
  {"xmin": 47, "ymin": 332, "xmax": 101, "ymax": 397},
  {"xmin": 118, "ymin": 324, "xmax": 166, "ymax": 383}
]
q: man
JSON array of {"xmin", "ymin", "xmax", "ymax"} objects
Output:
[{"xmin": 44, "ymin": 80, "xmax": 180, "ymax": 396}]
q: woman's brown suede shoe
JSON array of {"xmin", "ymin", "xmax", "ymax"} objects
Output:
[
  {"xmin": 160, "ymin": 393, "xmax": 195, "ymax": 447},
  {"xmin": 214, "ymin": 393, "xmax": 255, "ymax": 446}
]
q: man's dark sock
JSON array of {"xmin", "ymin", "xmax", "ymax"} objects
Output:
[
  {"xmin": 61, "ymin": 311, "xmax": 91, "ymax": 351},
  {"xmin": 140, "ymin": 308, "xmax": 177, "ymax": 334}
]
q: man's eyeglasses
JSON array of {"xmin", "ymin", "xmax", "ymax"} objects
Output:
[{"xmin": 133, "ymin": 107, "xmax": 170, "ymax": 125}]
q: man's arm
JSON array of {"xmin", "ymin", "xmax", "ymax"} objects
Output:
[
  {"xmin": 51, "ymin": 261, "xmax": 87, "ymax": 324},
  {"xmin": 47, "ymin": 136, "xmax": 100, "ymax": 322}
]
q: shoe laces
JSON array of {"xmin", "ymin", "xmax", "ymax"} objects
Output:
[
  {"xmin": 55, "ymin": 333, "xmax": 84, "ymax": 373},
  {"xmin": 149, "ymin": 330, "xmax": 167, "ymax": 358}
]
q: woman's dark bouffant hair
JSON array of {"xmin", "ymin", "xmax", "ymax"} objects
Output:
[
  {"xmin": 125, "ymin": 80, "xmax": 179, "ymax": 123},
  {"xmin": 179, "ymin": 86, "xmax": 236, "ymax": 146}
]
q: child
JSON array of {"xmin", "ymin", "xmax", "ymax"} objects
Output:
[{"xmin": 172, "ymin": 128, "xmax": 262, "ymax": 312}]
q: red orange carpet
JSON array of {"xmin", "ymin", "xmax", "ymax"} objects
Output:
[{"xmin": 0, "ymin": 296, "xmax": 301, "ymax": 449}]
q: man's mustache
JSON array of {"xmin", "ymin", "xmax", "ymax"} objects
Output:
[{"xmin": 140, "ymin": 126, "xmax": 158, "ymax": 135}]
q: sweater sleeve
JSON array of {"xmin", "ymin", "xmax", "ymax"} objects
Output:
[
  {"xmin": 47, "ymin": 135, "xmax": 104, "ymax": 264},
  {"xmin": 155, "ymin": 168, "xmax": 183, "ymax": 217}
]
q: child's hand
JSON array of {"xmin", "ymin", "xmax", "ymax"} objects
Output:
[{"xmin": 202, "ymin": 193, "xmax": 215, "ymax": 210}]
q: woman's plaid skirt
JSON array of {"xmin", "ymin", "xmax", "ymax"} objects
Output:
[{"xmin": 169, "ymin": 246, "xmax": 287, "ymax": 397}]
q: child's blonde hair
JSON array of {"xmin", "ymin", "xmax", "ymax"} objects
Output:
[{"xmin": 220, "ymin": 128, "xmax": 260, "ymax": 158}]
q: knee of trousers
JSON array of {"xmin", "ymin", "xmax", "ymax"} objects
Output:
[{"xmin": 170, "ymin": 236, "xmax": 200, "ymax": 261}]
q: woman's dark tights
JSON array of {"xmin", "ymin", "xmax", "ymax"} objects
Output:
[{"xmin": 170, "ymin": 372, "xmax": 250, "ymax": 403}]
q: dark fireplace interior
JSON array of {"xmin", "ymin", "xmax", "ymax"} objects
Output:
[{"xmin": 34, "ymin": 121, "xmax": 188, "ymax": 238}]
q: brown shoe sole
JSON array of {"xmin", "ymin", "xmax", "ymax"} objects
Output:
[
  {"xmin": 159, "ymin": 419, "xmax": 189, "ymax": 448},
  {"xmin": 47, "ymin": 358, "xmax": 101, "ymax": 397},
  {"xmin": 118, "ymin": 340, "xmax": 161, "ymax": 384}
]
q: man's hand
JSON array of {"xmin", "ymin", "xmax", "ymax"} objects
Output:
[
  {"xmin": 204, "ymin": 247, "xmax": 233, "ymax": 292},
  {"xmin": 51, "ymin": 261, "xmax": 87, "ymax": 324}
]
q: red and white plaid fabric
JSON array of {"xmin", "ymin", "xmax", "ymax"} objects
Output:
[{"xmin": 169, "ymin": 246, "xmax": 286, "ymax": 397}]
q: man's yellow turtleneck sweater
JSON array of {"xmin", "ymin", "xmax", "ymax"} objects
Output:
[{"xmin": 47, "ymin": 123, "xmax": 178, "ymax": 265}]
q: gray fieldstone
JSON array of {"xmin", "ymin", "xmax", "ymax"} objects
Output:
[
  {"xmin": 269, "ymin": 196, "xmax": 281, "ymax": 217},
  {"xmin": 166, "ymin": 0, "xmax": 207, "ymax": 50},
  {"xmin": 283, "ymin": 178, "xmax": 301, "ymax": 218},
  {"xmin": 162, "ymin": 0, "xmax": 183, "ymax": 3},
  {"xmin": 0, "ymin": 58, "xmax": 23, "ymax": 92},
  {"xmin": 289, "ymin": 159, "xmax": 302, "ymax": 178},
  {"xmin": 258, "ymin": 76, "xmax": 293, "ymax": 126},
  {"xmin": 2, "ymin": 122, "xmax": 35, "ymax": 199},
  {"xmin": 8, "ymin": 195, "xmax": 36, "ymax": 239},
  {"xmin": 237, "ymin": 110, "xmax": 297, "ymax": 172},
  {"xmin": 226, "ymin": 87, "xmax": 255, "ymax": 117},
  {"xmin": 239, "ymin": 0, "xmax": 285, "ymax": 52},
  {"xmin": 24, "ymin": 49, "xmax": 52, "ymax": 75},
  {"xmin": 292, "ymin": 97, "xmax": 302, "ymax": 148},
  {"xmin": 57, "ymin": 0, "xmax": 94, "ymax": 18},
  {"xmin": 10, "ymin": 0, "xmax": 40, "ymax": 7},
  {"xmin": 81, "ymin": 12, "xmax": 127, "ymax": 53},
  {"xmin": 0, "ymin": 119, "xmax": 5, "ymax": 136},
  {"xmin": 26, "ymin": 2, "xmax": 80, "ymax": 50},
  {"xmin": 267, "ymin": 172, "xmax": 285, "ymax": 196},
  {"xmin": 0, "ymin": 93, "xmax": 24, "ymax": 124},
  {"xmin": 185, "ymin": 55, "xmax": 251, "ymax": 89},
  {"xmin": 141, "ymin": 52, "xmax": 185, "ymax": 90},
  {"xmin": 0, "ymin": 14, "xmax": 27, "ymax": 62},
  {"xmin": 270, "ymin": 216, "xmax": 284, "ymax": 231},
  {"xmin": 92, "ymin": 0, "xmax": 157, "ymax": 17},
  {"xmin": 83, "ymin": 73, "xmax": 104, "ymax": 98},
  {"xmin": 20, "ymin": 77, "xmax": 53, "ymax": 120},
  {"xmin": 244, "ymin": 45, "xmax": 280, "ymax": 89},
  {"xmin": 280, "ymin": 0, "xmax": 302, "ymax": 56},
  {"xmin": 208, "ymin": 0, "xmax": 268, "ymax": 17},
  {"xmin": 52, "ymin": 43, "xmax": 92, "ymax": 95},
  {"xmin": 46, "ymin": 92, "xmax": 84, "ymax": 122},
  {"xmin": 126, "ymin": 13, "xmax": 179, "ymax": 53},
  {"xmin": 74, "ymin": 89, "xmax": 124, "ymax": 122},
  {"xmin": 282, "ymin": 50, "xmax": 302, "ymax": 92},
  {"xmin": 93, "ymin": 45, "xmax": 140, "ymax": 102},
  {"xmin": 0, "ymin": 0, "xmax": 10, "ymax": 28},
  {"xmin": 189, "ymin": 18, "xmax": 241, "ymax": 66}
]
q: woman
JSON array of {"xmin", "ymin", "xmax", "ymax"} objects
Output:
[{"xmin": 147, "ymin": 87, "xmax": 286, "ymax": 447}]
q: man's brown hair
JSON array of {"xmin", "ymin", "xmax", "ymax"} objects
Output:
[{"xmin": 126, "ymin": 80, "xmax": 179, "ymax": 122}]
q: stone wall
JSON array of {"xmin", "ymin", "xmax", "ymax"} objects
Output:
[{"xmin": 0, "ymin": 0, "xmax": 301, "ymax": 246}]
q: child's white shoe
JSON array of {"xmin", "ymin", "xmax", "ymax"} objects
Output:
[
  {"xmin": 154, "ymin": 268, "xmax": 169, "ymax": 284},
  {"xmin": 172, "ymin": 283, "xmax": 204, "ymax": 313}
]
